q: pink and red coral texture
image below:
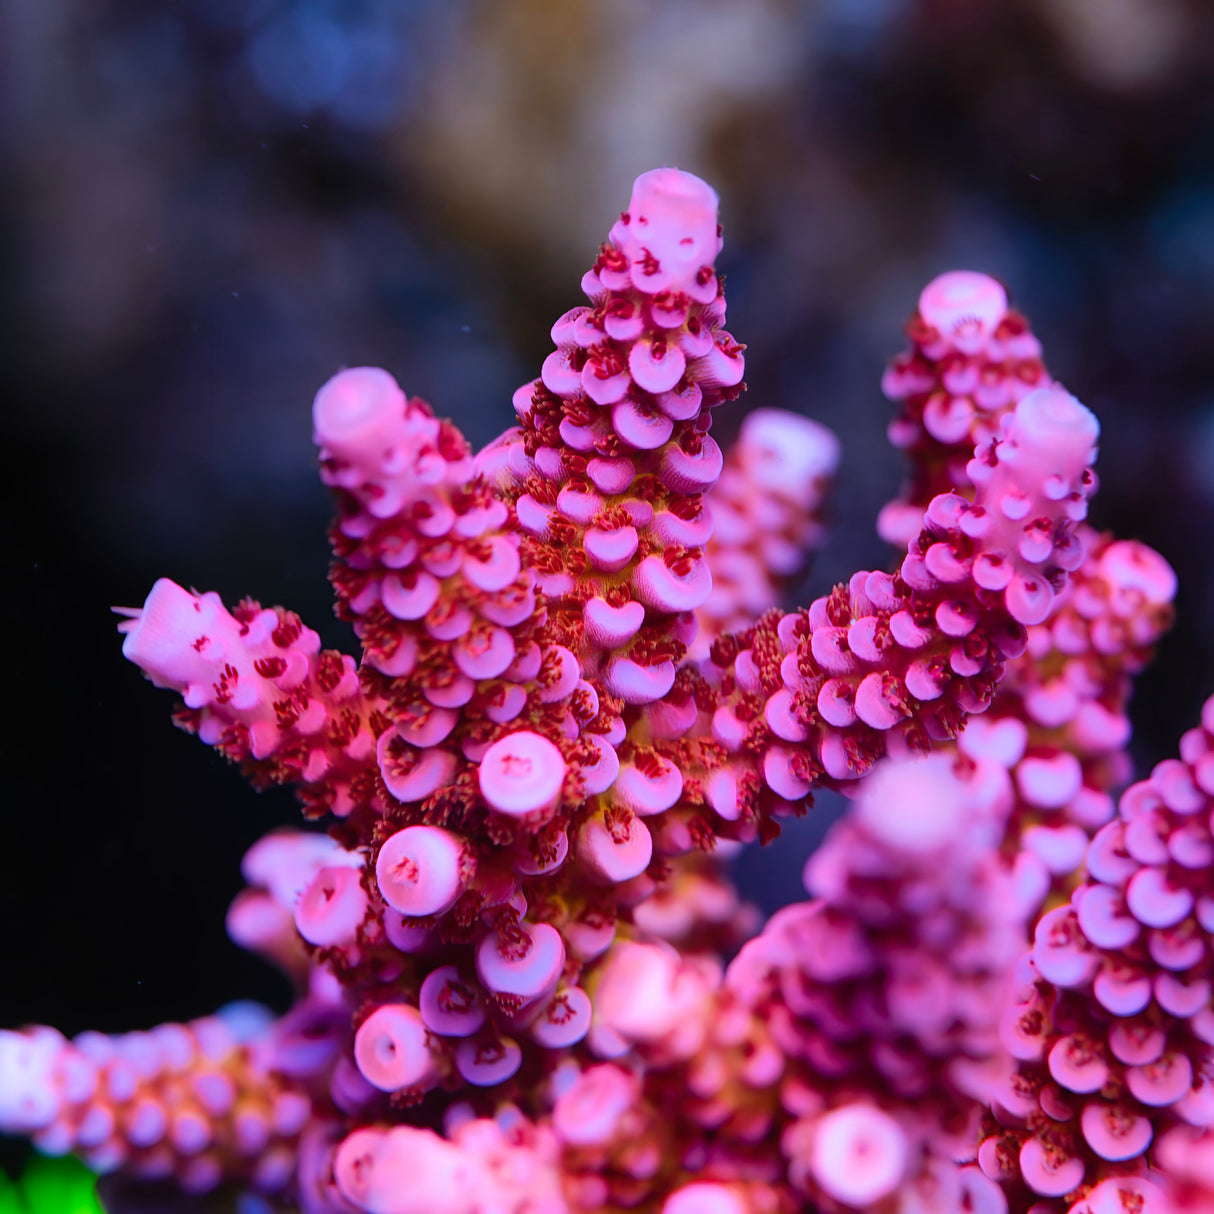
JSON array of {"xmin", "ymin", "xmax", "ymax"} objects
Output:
[{"xmin": 0, "ymin": 169, "xmax": 1207, "ymax": 1214}]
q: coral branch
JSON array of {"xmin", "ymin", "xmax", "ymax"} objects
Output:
[
  {"xmin": 120, "ymin": 580, "xmax": 387, "ymax": 821},
  {"xmin": 880, "ymin": 270, "xmax": 1053, "ymax": 547},
  {"xmin": 981, "ymin": 694, "xmax": 1214, "ymax": 1209},
  {"xmin": 0, "ymin": 999, "xmax": 344, "ymax": 1200},
  {"xmin": 693, "ymin": 408, "xmax": 840, "ymax": 660}
]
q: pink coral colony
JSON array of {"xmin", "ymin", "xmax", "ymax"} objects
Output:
[{"xmin": 2, "ymin": 166, "xmax": 1209, "ymax": 1214}]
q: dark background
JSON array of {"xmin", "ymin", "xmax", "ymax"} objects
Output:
[{"xmin": 3, "ymin": 0, "xmax": 1214, "ymax": 1185}]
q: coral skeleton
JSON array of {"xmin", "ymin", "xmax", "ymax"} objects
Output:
[{"xmin": 1, "ymin": 168, "xmax": 1204, "ymax": 1214}]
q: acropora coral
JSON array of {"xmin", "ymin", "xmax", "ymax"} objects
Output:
[{"xmin": 2, "ymin": 168, "xmax": 1209, "ymax": 1214}]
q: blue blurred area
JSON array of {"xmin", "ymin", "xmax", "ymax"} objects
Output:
[{"xmin": 2, "ymin": 3, "xmax": 1213, "ymax": 1196}]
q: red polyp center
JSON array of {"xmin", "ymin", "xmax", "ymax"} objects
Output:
[
  {"xmin": 501, "ymin": 754, "xmax": 534, "ymax": 781},
  {"xmin": 441, "ymin": 981, "xmax": 475, "ymax": 1014},
  {"xmin": 392, "ymin": 857, "xmax": 420, "ymax": 886}
]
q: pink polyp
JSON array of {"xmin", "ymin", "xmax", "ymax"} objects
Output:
[
  {"xmin": 632, "ymin": 554, "xmax": 712, "ymax": 613},
  {"xmin": 612, "ymin": 399, "xmax": 674, "ymax": 451},
  {"xmin": 1123, "ymin": 813, "xmax": 1170, "ymax": 865},
  {"xmin": 377, "ymin": 734, "xmax": 458, "ymax": 803},
  {"xmin": 582, "ymin": 360, "xmax": 631, "ymax": 406},
  {"xmin": 1023, "ymin": 824, "xmax": 1088, "ymax": 875},
  {"xmin": 294, "ymin": 866, "xmax": 367, "ymax": 947},
  {"xmin": 763, "ymin": 747, "xmax": 812, "ymax": 801},
  {"xmin": 1109, "ymin": 1020, "xmax": 1167, "ymax": 1067},
  {"xmin": 615, "ymin": 758, "xmax": 684, "ymax": 816},
  {"xmin": 1047, "ymin": 1036, "xmax": 1108, "ymax": 1093},
  {"xmin": 654, "ymin": 507, "xmax": 714, "ymax": 548},
  {"xmin": 515, "ymin": 493, "xmax": 554, "ymax": 537},
  {"xmin": 809, "ymin": 1104, "xmax": 908, "ymax": 1207},
  {"xmin": 1025, "ymin": 680, "xmax": 1080, "ymax": 728},
  {"xmin": 705, "ymin": 766, "xmax": 740, "ymax": 821},
  {"xmin": 629, "ymin": 337, "xmax": 687, "ymax": 394},
  {"xmin": 419, "ymin": 966, "xmax": 486, "ymax": 1038},
  {"xmin": 1006, "ymin": 573, "xmax": 1054, "ymax": 626},
  {"xmin": 1098, "ymin": 539, "xmax": 1177, "ymax": 605},
  {"xmin": 1033, "ymin": 907, "xmax": 1099, "ymax": 988},
  {"xmin": 1126, "ymin": 1051, "xmax": 1193, "ymax": 1107},
  {"xmin": 583, "ymin": 597, "xmax": 646, "ymax": 650},
  {"xmin": 531, "ymin": 987, "xmax": 592, "ymax": 1049},
  {"xmin": 918, "ymin": 271, "xmax": 1008, "ymax": 352},
  {"xmin": 555, "ymin": 485, "xmax": 603, "ymax": 525},
  {"xmin": 816, "ymin": 679, "xmax": 856, "ymax": 727},
  {"xmin": 657, "ymin": 380, "xmax": 703, "ymax": 422},
  {"xmin": 605, "ymin": 657, "xmax": 676, "ymax": 704},
  {"xmin": 647, "ymin": 694, "xmax": 697, "ymax": 740},
  {"xmin": 923, "ymin": 393, "xmax": 975, "ymax": 443},
  {"xmin": 584, "ymin": 525, "xmax": 640, "ymax": 573},
  {"xmin": 597, "ymin": 942, "xmax": 686, "ymax": 1043},
  {"xmin": 1018, "ymin": 1137, "xmax": 1085, "ymax": 1197},
  {"xmin": 537, "ymin": 645, "xmax": 581, "ymax": 703},
  {"xmin": 335, "ymin": 1125, "xmax": 467, "ymax": 1213},
  {"xmin": 395, "ymin": 707, "xmax": 457, "ymax": 749},
  {"xmin": 453, "ymin": 1037, "xmax": 522, "ymax": 1087},
  {"xmin": 765, "ymin": 689, "xmax": 809, "ymax": 742},
  {"xmin": 353, "ymin": 1004, "xmax": 436, "ymax": 1093},
  {"xmin": 475, "ymin": 922, "xmax": 565, "ymax": 1000},
  {"xmin": 477, "ymin": 731, "xmax": 566, "ymax": 818},
  {"xmin": 1076, "ymin": 885, "xmax": 1140, "ymax": 950},
  {"xmin": 661, "ymin": 436, "xmax": 723, "ymax": 494},
  {"xmin": 1093, "ymin": 961, "xmax": 1153, "ymax": 1016},
  {"xmin": 577, "ymin": 734, "xmax": 621, "ymax": 798},
  {"xmin": 453, "ymin": 626, "xmax": 516, "ymax": 680},
  {"xmin": 375, "ymin": 825, "xmax": 465, "ymax": 917},
  {"xmin": 737, "ymin": 409, "xmax": 841, "ymax": 505},
  {"xmin": 381, "ymin": 570, "xmax": 440, "ymax": 621},
  {"xmin": 578, "ymin": 814, "xmax": 654, "ymax": 883},
  {"xmin": 482, "ymin": 683, "xmax": 526, "ymax": 726},
  {"xmin": 542, "ymin": 344, "xmax": 583, "ymax": 395},
  {"xmin": 617, "ymin": 168, "xmax": 721, "ymax": 291},
  {"xmin": 1154, "ymin": 971, "xmax": 1210, "ymax": 1018},
  {"xmin": 383, "ymin": 913, "xmax": 434, "ymax": 955},
  {"xmin": 1168, "ymin": 822, "xmax": 1214, "ymax": 869},
  {"xmin": 959, "ymin": 716, "xmax": 1029, "ymax": 768},
  {"xmin": 854, "ymin": 673, "xmax": 905, "ymax": 730},
  {"xmin": 462, "ymin": 536, "xmax": 521, "ymax": 593},
  {"xmin": 1080, "ymin": 1101, "xmax": 1153, "ymax": 1161},
  {"xmin": 311, "ymin": 366, "xmax": 403, "ymax": 451},
  {"xmin": 999, "ymin": 999, "xmax": 1049, "ymax": 1063},
  {"xmin": 1016, "ymin": 752, "xmax": 1083, "ymax": 809},
  {"xmin": 424, "ymin": 601, "xmax": 472, "ymax": 642},
  {"xmin": 1125, "ymin": 866, "xmax": 1194, "ymax": 929},
  {"xmin": 587, "ymin": 455, "xmax": 637, "ymax": 494}
]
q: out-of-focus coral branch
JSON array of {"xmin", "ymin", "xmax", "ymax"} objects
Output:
[{"xmin": 692, "ymin": 408, "xmax": 840, "ymax": 660}]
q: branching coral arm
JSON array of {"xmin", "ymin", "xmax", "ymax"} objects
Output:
[
  {"xmin": 641, "ymin": 387, "xmax": 1099, "ymax": 851},
  {"xmin": 879, "ymin": 270, "xmax": 1053, "ymax": 547},
  {"xmin": 487, "ymin": 168, "xmax": 745, "ymax": 708},
  {"xmin": 980, "ymin": 693, "xmax": 1214, "ymax": 1210},
  {"xmin": 119, "ymin": 581, "xmax": 389, "ymax": 821},
  {"xmin": 0, "ymin": 999, "xmax": 346, "ymax": 1203}
]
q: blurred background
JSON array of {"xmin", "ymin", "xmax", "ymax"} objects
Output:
[{"xmin": 3, "ymin": 0, "xmax": 1214, "ymax": 1187}]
